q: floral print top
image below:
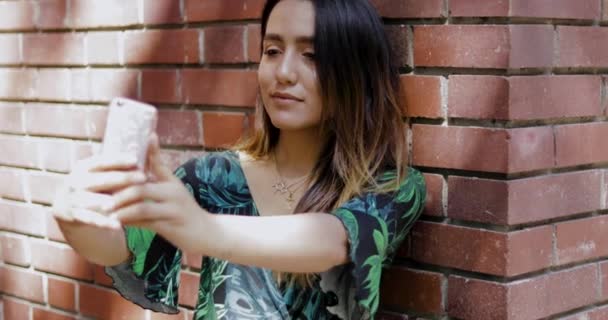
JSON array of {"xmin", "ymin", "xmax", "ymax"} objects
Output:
[{"xmin": 105, "ymin": 150, "xmax": 426, "ymax": 319}]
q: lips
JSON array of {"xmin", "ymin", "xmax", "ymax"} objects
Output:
[{"xmin": 271, "ymin": 92, "xmax": 303, "ymax": 101}]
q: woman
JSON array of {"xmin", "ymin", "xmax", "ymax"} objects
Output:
[{"xmin": 52, "ymin": 0, "xmax": 427, "ymax": 319}]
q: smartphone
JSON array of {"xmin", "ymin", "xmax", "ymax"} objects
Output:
[{"xmin": 101, "ymin": 97, "xmax": 158, "ymax": 170}]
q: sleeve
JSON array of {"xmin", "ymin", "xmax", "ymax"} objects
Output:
[
  {"xmin": 332, "ymin": 167, "xmax": 426, "ymax": 318},
  {"xmin": 104, "ymin": 157, "xmax": 203, "ymax": 314}
]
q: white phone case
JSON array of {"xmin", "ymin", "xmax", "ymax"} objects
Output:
[{"xmin": 101, "ymin": 97, "xmax": 158, "ymax": 170}]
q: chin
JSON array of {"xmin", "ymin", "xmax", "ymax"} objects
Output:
[{"xmin": 269, "ymin": 117, "xmax": 319, "ymax": 131}]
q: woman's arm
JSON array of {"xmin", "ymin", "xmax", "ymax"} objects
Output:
[{"xmin": 201, "ymin": 212, "xmax": 350, "ymax": 273}]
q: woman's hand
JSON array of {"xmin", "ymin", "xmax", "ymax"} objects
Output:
[
  {"xmin": 108, "ymin": 134, "xmax": 211, "ymax": 255},
  {"xmin": 51, "ymin": 150, "xmax": 147, "ymax": 229}
]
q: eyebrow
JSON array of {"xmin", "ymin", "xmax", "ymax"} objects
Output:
[{"xmin": 263, "ymin": 33, "xmax": 314, "ymax": 44}]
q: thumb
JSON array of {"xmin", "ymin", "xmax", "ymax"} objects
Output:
[{"xmin": 146, "ymin": 133, "xmax": 173, "ymax": 181}]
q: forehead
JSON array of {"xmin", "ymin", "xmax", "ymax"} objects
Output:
[{"xmin": 265, "ymin": 0, "xmax": 315, "ymax": 39}]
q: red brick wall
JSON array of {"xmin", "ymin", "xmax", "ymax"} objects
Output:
[{"xmin": 0, "ymin": 0, "xmax": 607, "ymax": 319}]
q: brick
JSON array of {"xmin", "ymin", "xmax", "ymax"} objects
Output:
[
  {"xmin": 37, "ymin": 0, "xmax": 70, "ymax": 29},
  {"xmin": 602, "ymin": 261, "xmax": 608, "ymax": 299},
  {"xmin": 511, "ymin": 0, "xmax": 600, "ymax": 20},
  {"xmin": 204, "ymin": 26, "xmax": 246, "ymax": 64},
  {"xmin": 509, "ymin": 25, "xmax": 554, "ymax": 68},
  {"xmin": 178, "ymin": 271, "xmax": 200, "ymax": 308},
  {"xmin": 414, "ymin": 25, "xmax": 509, "ymax": 68},
  {"xmin": 555, "ymin": 123, "xmax": 608, "ymax": 167},
  {"xmin": 37, "ymin": 139, "xmax": 74, "ymax": 172},
  {"xmin": 0, "ymin": 1, "xmax": 35, "ymax": 30},
  {"xmin": 0, "ymin": 135, "xmax": 38, "ymax": 169},
  {"xmin": 385, "ymin": 25, "xmax": 411, "ymax": 68},
  {"xmin": 144, "ymin": 0, "xmax": 182, "ymax": 24},
  {"xmin": 0, "ymin": 34, "xmax": 21, "ymax": 64},
  {"xmin": 151, "ymin": 310, "xmax": 187, "ymax": 320},
  {"xmin": 23, "ymin": 33, "xmax": 85, "ymax": 65},
  {"xmin": 2, "ymin": 297, "xmax": 31, "ymax": 320},
  {"xmin": 0, "ymin": 201, "xmax": 46, "ymax": 236},
  {"xmin": 449, "ymin": 0, "xmax": 509, "ymax": 17},
  {"xmin": 509, "ymin": 76, "xmax": 602, "ymax": 120},
  {"xmin": 72, "ymin": 69, "xmax": 139, "ymax": 102},
  {"xmin": 24, "ymin": 103, "xmax": 98, "ymax": 139},
  {"xmin": 69, "ymin": 0, "xmax": 140, "ymax": 28},
  {"xmin": 183, "ymin": 253, "xmax": 203, "ymax": 270},
  {"xmin": 380, "ymin": 267, "xmax": 444, "ymax": 314},
  {"xmin": 202, "ymin": 112, "xmax": 249, "ymax": 148},
  {"xmin": 0, "ymin": 102, "xmax": 24, "ymax": 133},
  {"xmin": 141, "ymin": 69, "xmax": 181, "ymax": 104},
  {"xmin": 27, "ymin": 171, "xmax": 64, "ymax": 205},
  {"xmin": 449, "ymin": 264, "xmax": 599, "ymax": 319},
  {"xmin": 421, "ymin": 173, "xmax": 443, "ymax": 217},
  {"xmin": 182, "ymin": 69, "xmax": 257, "ymax": 107},
  {"xmin": 0, "ymin": 68, "xmax": 37, "ymax": 99},
  {"xmin": 415, "ymin": 25, "xmax": 552, "ymax": 69},
  {"xmin": 558, "ymin": 306, "xmax": 608, "ymax": 320},
  {"xmin": 507, "ymin": 264, "xmax": 599, "ymax": 319},
  {"xmin": 508, "ymin": 170, "xmax": 602, "ymax": 224},
  {"xmin": 0, "ymin": 234, "xmax": 31, "ymax": 267},
  {"xmin": 48, "ymin": 277, "xmax": 76, "ymax": 311},
  {"xmin": 450, "ymin": 171, "xmax": 603, "ymax": 225},
  {"xmin": 156, "ymin": 110, "xmax": 201, "ymax": 146},
  {"xmin": 558, "ymin": 27, "xmax": 608, "ymax": 68},
  {"xmin": 506, "ymin": 127, "xmax": 555, "ymax": 173},
  {"xmin": 87, "ymin": 32, "xmax": 121, "ymax": 65},
  {"xmin": 124, "ymin": 30, "xmax": 199, "ymax": 64},
  {"xmin": 448, "ymin": 76, "xmax": 509, "ymax": 119},
  {"xmin": 410, "ymin": 222, "xmax": 552, "ymax": 276},
  {"xmin": 556, "ymin": 215, "xmax": 608, "ymax": 265},
  {"xmin": 79, "ymin": 284, "xmax": 147, "ymax": 319},
  {"xmin": 0, "ymin": 266, "xmax": 44, "ymax": 303},
  {"xmin": 37, "ymin": 68, "xmax": 71, "ymax": 101},
  {"xmin": 0, "ymin": 167, "xmax": 26, "ymax": 200},
  {"xmin": 448, "ymin": 176, "xmax": 509, "ymax": 225},
  {"xmin": 33, "ymin": 308, "xmax": 76, "ymax": 320},
  {"xmin": 31, "ymin": 240, "xmax": 94, "ymax": 281},
  {"xmin": 371, "ymin": 0, "xmax": 444, "ymax": 18},
  {"xmin": 247, "ymin": 24, "xmax": 262, "ymax": 63},
  {"xmin": 412, "ymin": 125, "xmax": 553, "ymax": 173},
  {"xmin": 93, "ymin": 264, "xmax": 113, "ymax": 287},
  {"xmin": 184, "ymin": 0, "xmax": 265, "ymax": 22},
  {"xmin": 401, "ymin": 75, "xmax": 443, "ymax": 118},
  {"xmin": 448, "ymin": 276, "xmax": 508, "ymax": 319}
]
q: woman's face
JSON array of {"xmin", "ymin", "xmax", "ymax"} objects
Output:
[{"xmin": 258, "ymin": 0, "xmax": 322, "ymax": 131}]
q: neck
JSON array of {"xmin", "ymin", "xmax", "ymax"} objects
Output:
[{"xmin": 273, "ymin": 127, "xmax": 322, "ymax": 180}]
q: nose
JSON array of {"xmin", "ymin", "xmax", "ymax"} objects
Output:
[{"xmin": 276, "ymin": 50, "xmax": 297, "ymax": 85}]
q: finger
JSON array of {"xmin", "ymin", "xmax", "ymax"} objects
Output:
[
  {"xmin": 110, "ymin": 202, "xmax": 171, "ymax": 225},
  {"xmin": 78, "ymin": 154, "xmax": 139, "ymax": 173},
  {"xmin": 69, "ymin": 191, "xmax": 115, "ymax": 213},
  {"xmin": 71, "ymin": 207, "xmax": 122, "ymax": 229},
  {"xmin": 147, "ymin": 134, "xmax": 174, "ymax": 182},
  {"xmin": 74, "ymin": 171, "xmax": 147, "ymax": 193},
  {"xmin": 109, "ymin": 182, "xmax": 173, "ymax": 211}
]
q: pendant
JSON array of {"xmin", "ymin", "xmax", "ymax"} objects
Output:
[{"xmin": 272, "ymin": 181, "xmax": 288, "ymax": 194}]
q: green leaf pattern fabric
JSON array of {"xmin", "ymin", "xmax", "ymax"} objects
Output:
[{"xmin": 105, "ymin": 151, "xmax": 426, "ymax": 319}]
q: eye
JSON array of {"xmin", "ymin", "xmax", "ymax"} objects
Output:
[
  {"xmin": 303, "ymin": 52, "xmax": 316, "ymax": 60},
  {"xmin": 263, "ymin": 47, "xmax": 281, "ymax": 56}
]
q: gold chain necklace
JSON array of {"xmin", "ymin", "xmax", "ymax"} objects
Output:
[{"xmin": 271, "ymin": 151, "xmax": 309, "ymax": 209}]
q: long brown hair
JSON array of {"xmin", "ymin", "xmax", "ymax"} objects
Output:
[{"xmin": 233, "ymin": 0, "xmax": 408, "ymax": 288}]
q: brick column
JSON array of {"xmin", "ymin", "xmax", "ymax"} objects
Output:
[{"xmin": 374, "ymin": 0, "xmax": 608, "ymax": 319}]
